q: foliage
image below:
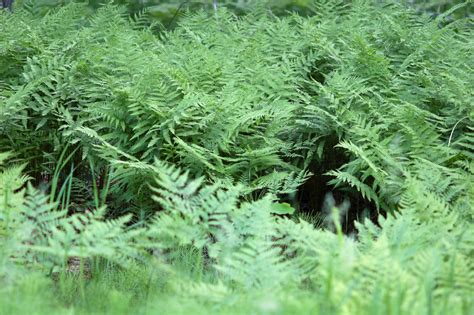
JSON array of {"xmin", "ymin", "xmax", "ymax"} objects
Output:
[
  {"xmin": 0, "ymin": 152, "xmax": 143, "ymax": 283},
  {"xmin": 0, "ymin": 1, "xmax": 473, "ymax": 314}
]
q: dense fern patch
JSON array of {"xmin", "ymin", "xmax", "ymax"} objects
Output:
[{"xmin": 1, "ymin": 1, "xmax": 473, "ymax": 314}]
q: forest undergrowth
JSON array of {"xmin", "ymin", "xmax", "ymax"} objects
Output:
[{"xmin": 0, "ymin": 1, "xmax": 473, "ymax": 314}]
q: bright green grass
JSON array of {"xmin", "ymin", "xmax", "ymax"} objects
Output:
[
  {"xmin": 0, "ymin": 253, "xmax": 321, "ymax": 315},
  {"xmin": 2, "ymin": 248, "xmax": 470, "ymax": 315},
  {"xmin": 0, "ymin": 269, "xmax": 342, "ymax": 315}
]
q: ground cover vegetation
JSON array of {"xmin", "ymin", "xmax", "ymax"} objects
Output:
[{"xmin": 0, "ymin": 0, "xmax": 473, "ymax": 314}]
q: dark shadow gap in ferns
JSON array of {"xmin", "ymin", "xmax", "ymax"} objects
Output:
[
  {"xmin": 291, "ymin": 136, "xmax": 379, "ymax": 234},
  {"xmin": 307, "ymin": 58, "xmax": 333, "ymax": 86}
]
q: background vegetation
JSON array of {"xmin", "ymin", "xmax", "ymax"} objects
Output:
[{"xmin": 1, "ymin": 0, "xmax": 473, "ymax": 314}]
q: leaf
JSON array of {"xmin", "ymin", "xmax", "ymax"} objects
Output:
[{"xmin": 269, "ymin": 202, "xmax": 295, "ymax": 215}]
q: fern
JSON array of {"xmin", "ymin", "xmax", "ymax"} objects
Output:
[{"xmin": 0, "ymin": 2, "xmax": 473, "ymax": 313}]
